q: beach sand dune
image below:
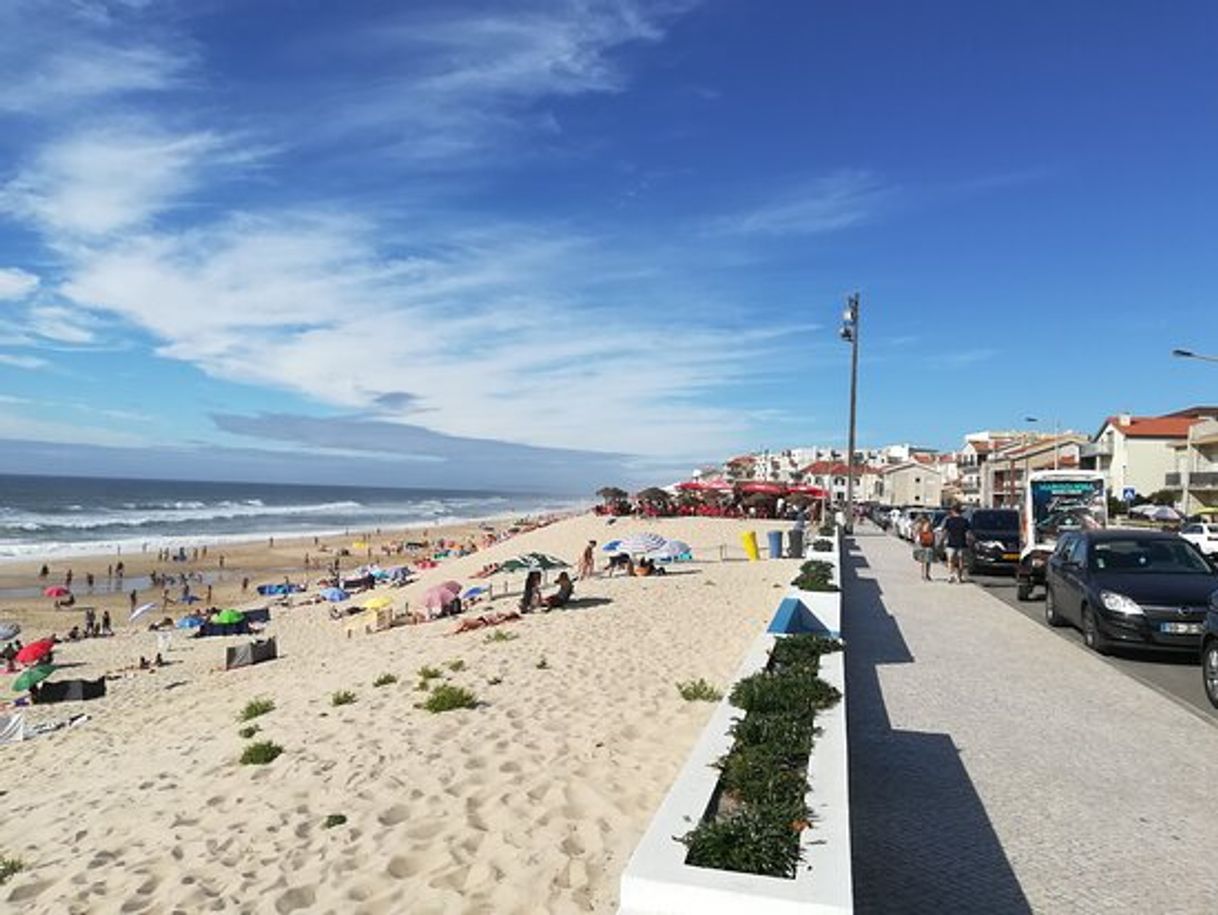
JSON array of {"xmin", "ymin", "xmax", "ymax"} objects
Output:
[{"xmin": 2, "ymin": 514, "xmax": 799, "ymax": 913}]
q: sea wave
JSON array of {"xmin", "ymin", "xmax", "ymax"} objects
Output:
[{"xmin": 0, "ymin": 500, "xmax": 369, "ymax": 532}]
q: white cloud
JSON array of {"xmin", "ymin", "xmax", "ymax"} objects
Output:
[
  {"xmin": 2, "ymin": 123, "xmax": 228, "ymax": 237},
  {"xmin": 0, "ymin": 268, "xmax": 40, "ymax": 300},
  {"xmin": 0, "ymin": 353, "xmax": 49, "ymax": 369},
  {"xmin": 724, "ymin": 170, "xmax": 890, "ymax": 236},
  {"xmin": 0, "ymin": 43, "xmax": 186, "ymax": 113},
  {"xmin": 58, "ymin": 209, "xmax": 791, "ymax": 456},
  {"xmin": 27, "ymin": 306, "xmax": 98, "ymax": 344}
]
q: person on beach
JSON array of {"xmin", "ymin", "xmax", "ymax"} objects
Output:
[
  {"xmin": 545, "ymin": 572, "xmax": 575, "ymax": 610},
  {"xmin": 943, "ymin": 504, "xmax": 971, "ymax": 583},
  {"xmin": 606, "ymin": 552, "xmax": 633, "ymax": 577},
  {"xmin": 39, "ymin": 564, "xmax": 49, "ymax": 579},
  {"xmin": 129, "ymin": 590, "xmax": 137, "ymax": 612},
  {"xmin": 519, "ymin": 571, "xmax": 544, "ymax": 613},
  {"xmin": 101, "ymin": 610, "xmax": 112, "ymax": 636},
  {"xmin": 578, "ymin": 541, "xmax": 596, "ymax": 580},
  {"xmin": 914, "ymin": 514, "xmax": 935, "ymax": 581}
]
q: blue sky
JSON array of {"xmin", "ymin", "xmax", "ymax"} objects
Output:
[{"xmin": 1, "ymin": 0, "xmax": 1216, "ymax": 492}]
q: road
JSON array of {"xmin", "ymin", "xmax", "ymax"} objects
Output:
[{"xmin": 966, "ymin": 567, "xmax": 1217, "ymax": 721}]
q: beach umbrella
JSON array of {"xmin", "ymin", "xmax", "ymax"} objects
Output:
[
  {"xmin": 647, "ymin": 539, "xmax": 692, "ymax": 560},
  {"xmin": 215, "ymin": 609, "xmax": 244, "ymax": 624},
  {"xmin": 0, "ymin": 622, "xmax": 19, "ymax": 642},
  {"xmin": 613, "ymin": 532, "xmax": 668, "ymax": 555},
  {"xmin": 525, "ymin": 552, "xmax": 568, "ymax": 569},
  {"xmin": 13, "ymin": 664, "xmax": 58, "ymax": 693},
  {"xmin": 462, "ymin": 586, "xmax": 488, "ymax": 600},
  {"xmin": 364, "ymin": 595, "xmax": 393, "ymax": 610},
  {"xmin": 15, "ymin": 640, "xmax": 54, "ymax": 665},
  {"xmin": 1129, "ymin": 504, "xmax": 1157, "ymax": 516},
  {"xmin": 601, "ymin": 539, "xmax": 622, "ymax": 553},
  {"xmin": 130, "ymin": 601, "xmax": 158, "ymax": 622},
  {"xmin": 423, "ymin": 582, "xmax": 461, "ymax": 610},
  {"xmin": 738, "ymin": 481, "xmax": 786, "ymax": 496},
  {"xmin": 1148, "ymin": 505, "xmax": 1181, "ymax": 522},
  {"xmin": 176, "ymin": 616, "xmax": 203, "ymax": 629},
  {"xmin": 320, "ymin": 587, "xmax": 349, "ymax": 602},
  {"xmin": 43, "ymin": 586, "xmax": 70, "ymax": 598}
]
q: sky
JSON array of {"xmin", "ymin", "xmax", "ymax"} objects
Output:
[{"xmin": 1, "ymin": 0, "xmax": 1216, "ymax": 493}]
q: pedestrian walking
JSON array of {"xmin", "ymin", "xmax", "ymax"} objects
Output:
[
  {"xmin": 578, "ymin": 540, "xmax": 596, "ymax": 580},
  {"xmin": 943, "ymin": 504, "xmax": 971, "ymax": 583},
  {"xmin": 914, "ymin": 514, "xmax": 935, "ymax": 581},
  {"xmin": 129, "ymin": 589, "xmax": 137, "ymax": 612}
]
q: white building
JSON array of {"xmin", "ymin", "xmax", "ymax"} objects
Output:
[{"xmin": 1079, "ymin": 409, "xmax": 1218, "ymax": 500}]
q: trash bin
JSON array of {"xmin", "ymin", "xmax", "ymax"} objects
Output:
[
  {"xmin": 741, "ymin": 531, "xmax": 760, "ymax": 561},
  {"xmin": 787, "ymin": 528, "xmax": 804, "ymax": 558},
  {"xmin": 766, "ymin": 530, "xmax": 784, "ymax": 560}
]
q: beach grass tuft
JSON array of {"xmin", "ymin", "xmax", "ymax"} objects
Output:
[
  {"xmin": 331, "ymin": 690, "xmax": 357, "ymax": 706},
  {"xmin": 240, "ymin": 740, "xmax": 284, "ymax": 765},
  {"xmin": 676, "ymin": 678, "xmax": 723, "ymax": 702},
  {"xmin": 422, "ymin": 683, "xmax": 479, "ymax": 713},
  {"xmin": 417, "ymin": 665, "xmax": 443, "ymax": 681},
  {"xmin": 238, "ymin": 724, "xmax": 260, "ymax": 739},
  {"xmin": 322, "ymin": 814, "xmax": 347, "ymax": 829},
  {"xmin": 446, "ymin": 658, "xmax": 466, "ymax": 672},
  {"xmin": 485, "ymin": 630, "xmax": 518, "ymax": 643},
  {"xmin": 238, "ymin": 697, "xmax": 275, "ymax": 722},
  {"xmin": 372, "ymin": 673, "xmax": 397, "ymax": 687},
  {"xmin": 0, "ymin": 855, "xmax": 25, "ymax": 886}
]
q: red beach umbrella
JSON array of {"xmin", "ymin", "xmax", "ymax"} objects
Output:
[
  {"xmin": 738, "ymin": 482, "xmax": 788, "ymax": 496},
  {"xmin": 423, "ymin": 582, "xmax": 461, "ymax": 610},
  {"xmin": 788, "ymin": 484, "xmax": 829, "ymax": 498},
  {"xmin": 43, "ymin": 586, "xmax": 70, "ymax": 598},
  {"xmin": 15, "ymin": 639, "xmax": 55, "ymax": 665}
]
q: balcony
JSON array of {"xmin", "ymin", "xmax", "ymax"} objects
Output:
[
  {"xmin": 1166, "ymin": 471, "xmax": 1218, "ymax": 490},
  {"xmin": 1080, "ymin": 441, "xmax": 1112, "ymax": 459}
]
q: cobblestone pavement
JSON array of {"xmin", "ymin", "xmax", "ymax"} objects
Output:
[{"xmin": 845, "ymin": 529, "xmax": 1218, "ymax": 914}]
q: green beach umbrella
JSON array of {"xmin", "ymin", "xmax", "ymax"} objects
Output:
[
  {"xmin": 13, "ymin": 664, "xmax": 57, "ymax": 693},
  {"xmin": 216, "ymin": 609, "xmax": 244, "ymax": 625},
  {"xmin": 525, "ymin": 552, "xmax": 568, "ymax": 569}
]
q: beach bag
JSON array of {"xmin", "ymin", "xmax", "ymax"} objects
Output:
[{"xmin": 917, "ymin": 528, "xmax": 934, "ymax": 547}]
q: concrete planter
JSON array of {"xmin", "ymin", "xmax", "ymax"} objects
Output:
[{"xmin": 619, "ymin": 540, "xmax": 850, "ymax": 915}]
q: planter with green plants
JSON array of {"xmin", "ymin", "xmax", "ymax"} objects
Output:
[{"xmin": 619, "ymin": 586, "xmax": 852, "ymax": 915}]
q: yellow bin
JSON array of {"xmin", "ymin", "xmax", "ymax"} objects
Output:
[{"xmin": 740, "ymin": 530, "xmax": 760, "ymax": 561}]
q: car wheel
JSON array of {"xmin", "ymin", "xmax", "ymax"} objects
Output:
[
  {"xmin": 1016, "ymin": 580, "xmax": 1032, "ymax": 602},
  {"xmin": 1203, "ymin": 640, "xmax": 1218, "ymax": 710},
  {"xmin": 1044, "ymin": 584, "xmax": 1064, "ymax": 627},
  {"xmin": 1081, "ymin": 605, "xmax": 1110, "ymax": 655}
]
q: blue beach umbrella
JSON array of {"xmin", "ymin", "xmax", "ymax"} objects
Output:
[{"xmin": 320, "ymin": 587, "xmax": 349, "ymax": 602}]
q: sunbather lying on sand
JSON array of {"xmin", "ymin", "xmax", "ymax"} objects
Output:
[{"xmin": 452, "ymin": 611, "xmax": 521, "ymax": 634}]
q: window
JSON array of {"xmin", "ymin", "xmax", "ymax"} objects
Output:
[{"xmin": 1068, "ymin": 537, "xmax": 1088, "ymax": 566}]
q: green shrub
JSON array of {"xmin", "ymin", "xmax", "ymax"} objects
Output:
[
  {"xmin": 446, "ymin": 659, "xmax": 466, "ymax": 672},
  {"xmin": 682, "ymin": 806, "xmax": 804, "ymax": 878},
  {"xmin": 811, "ymin": 538, "xmax": 834, "ymax": 552},
  {"xmin": 791, "ymin": 559, "xmax": 838, "ymax": 592},
  {"xmin": 238, "ymin": 724, "xmax": 260, "ymax": 739},
  {"xmin": 238, "ymin": 697, "xmax": 275, "ymax": 721},
  {"xmin": 818, "ymin": 522, "xmax": 836, "ymax": 536},
  {"xmin": 485, "ymin": 630, "xmax": 518, "ymax": 643},
  {"xmin": 718, "ymin": 742, "xmax": 811, "ymax": 808},
  {"xmin": 729, "ymin": 711, "xmax": 815, "ymax": 750},
  {"xmin": 0, "ymin": 856, "xmax": 25, "ymax": 886},
  {"xmin": 373, "ymin": 673, "xmax": 397, "ymax": 687},
  {"xmin": 240, "ymin": 740, "xmax": 284, "ymax": 765},
  {"xmin": 331, "ymin": 690, "xmax": 357, "ymax": 707},
  {"xmin": 730, "ymin": 670, "xmax": 840, "ymax": 715},
  {"xmin": 676, "ymin": 678, "xmax": 723, "ymax": 702},
  {"xmin": 322, "ymin": 814, "xmax": 347, "ymax": 829},
  {"xmin": 768, "ymin": 635, "xmax": 842, "ymax": 672},
  {"xmin": 422, "ymin": 683, "xmax": 479, "ymax": 713},
  {"xmin": 417, "ymin": 665, "xmax": 443, "ymax": 681}
]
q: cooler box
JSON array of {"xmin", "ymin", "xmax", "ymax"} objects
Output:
[
  {"xmin": 787, "ymin": 528, "xmax": 804, "ymax": 558},
  {"xmin": 740, "ymin": 531, "xmax": 760, "ymax": 561}
]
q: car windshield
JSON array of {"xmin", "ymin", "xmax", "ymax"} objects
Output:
[
  {"xmin": 972, "ymin": 511, "xmax": 1018, "ymax": 531},
  {"xmin": 1089, "ymin": 538, "xmax": 1214, "ymax": 575}
]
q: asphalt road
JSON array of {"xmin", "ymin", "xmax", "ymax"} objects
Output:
[{"xmin": 966, "ymin": 567, "xmax": 1217, "ymax": 723}]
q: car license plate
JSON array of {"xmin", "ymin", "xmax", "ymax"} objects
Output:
[
  {"xmin": 1159, "ymin": 622, "xmax": 1203, "ymax": 635},
  {"xmin": 1002, "ymin": 553, "xmax": 1019, "ymax": 561}
]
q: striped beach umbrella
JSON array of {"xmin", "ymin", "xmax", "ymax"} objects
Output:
[{"xmin": 613, "ymin": 532, "xmax": 668, "ymax": 555}]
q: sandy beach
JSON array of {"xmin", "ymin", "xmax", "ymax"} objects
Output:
[{"xmin": 1, "ymin": 512, "xmax": 800, "ymax": 914}]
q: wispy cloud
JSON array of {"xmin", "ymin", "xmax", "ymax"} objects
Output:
[
  {"xmin": 0, "ymin": 353, "xmax": 49, "ymax": 370},
  {"xmin": 0, "ymin": 268, "xmax": 40, "ymax": 300},
  {"xmin": 718, "ymin": 170, "xmax": 891, "ymax": 236}
]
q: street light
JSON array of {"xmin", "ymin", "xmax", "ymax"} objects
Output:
[
  {"xmin": 1173, "ymin": 348, "xmax": 1218, "ymax": 363},
  {"xmin": 840, "ymin": 293, "xmax": 860, "ymax": 533}
]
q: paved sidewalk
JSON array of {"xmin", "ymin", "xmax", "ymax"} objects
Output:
[{"xmin": 845, "ymin": 529, "xmax": 1218, "ymax": 914}]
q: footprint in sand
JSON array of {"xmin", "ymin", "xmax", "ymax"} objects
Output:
[
  {"xmin": 274, "ymin": 886, "xmax": 316, "ymax": 913},
  {"xmin": 377, "ymin": 804, "xmax": 410, "ymax": 826},
  {"xmin": 386, "ymin": 854, "xmax": 422, "ymax": 879}
]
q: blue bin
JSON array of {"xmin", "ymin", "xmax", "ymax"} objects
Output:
[{"xmin": 766, "ymin": 530, "xmax": 784, "ymax": 559}]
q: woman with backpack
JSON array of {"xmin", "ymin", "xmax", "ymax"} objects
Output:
[{"xmin": 914, "ymin": 514, "xmax": 935, "ymax": 581}]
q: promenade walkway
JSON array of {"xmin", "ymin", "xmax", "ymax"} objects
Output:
[{"xmin": 845, "ymin": 529, "xmax": 1218, "ymax": 914}]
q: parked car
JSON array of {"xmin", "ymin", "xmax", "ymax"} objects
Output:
[
  {"xmin": 1181, "ymin": 522, "xmax": 1218, "ymax": 557},
  {"xmin": 1044, "ymin": 530, "xmax": 1218, "ymax": 654},
  {"xmin": 961, "ymin": 508, "xmax": 1021, "ymax": 573},
  {"xmin": 1201, "ymin": 601, "xmax": 1218, "ymax": 708}
]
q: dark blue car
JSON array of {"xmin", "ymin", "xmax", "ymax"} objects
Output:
[{"xmin": 1044, "ymin": 530, "xmax": 1218, "ymax": 654}]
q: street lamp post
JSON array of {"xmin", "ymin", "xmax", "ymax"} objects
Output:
[
  {"xmin": 1023, "ymin": 416, "xmax": 1039, "ymax": 502},
  {"xmin": 840, "ymin": 293, "xmax": 861, "ymax": 534}
]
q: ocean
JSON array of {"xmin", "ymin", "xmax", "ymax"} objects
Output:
[{"xmin": 0, "ymin": 474, "xmax": 585, "ymax": 562}]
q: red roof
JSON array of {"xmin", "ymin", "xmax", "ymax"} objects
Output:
[
  {"xmin": 1103, "ymin": 415, "xmax": 1200, "ymax": 439},
  {"xmin": 799, "ymin": 461, "xmax": 863, "ymax": 477}
]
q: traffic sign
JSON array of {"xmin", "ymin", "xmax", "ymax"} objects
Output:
[{"xmin": 1122, "ymin": 487, "xmax": 1137, "ymax": 503}]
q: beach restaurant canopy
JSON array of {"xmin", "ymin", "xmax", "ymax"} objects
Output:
[{"xmin": 674, "ymin": 480, "xmax": 828, "ymax": 499}]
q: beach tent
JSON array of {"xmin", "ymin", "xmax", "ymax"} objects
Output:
[
  {"xmin": 423, "ymin": 581, "xmax": 461, "ymax": 611},
  {"xmin": 320, "ymin": 587, "xmax": 349, "ymax": 602},
  {"xmin": 224, "ymin": 638, "xmax": 278, "ymax": 671},
  {"xmin": 34, "ymin": 678, "xmax": 106, "ymax": 704},
  {"xmin": 176, "ymin": 616, "xmax": 204, "ymax": 629},
  {"xmin": 255, "ymin": 583, "xmax": 303, "ymax": 596},
  {"xmin": 364, "ymin": 595, "xmax": 393, "ymax": 610},
  {"xmin": 0, "ymin": 622, "xmax": 19, "ymax": 641},
  {"xmin": 0, "ymin": 713, "xmax": 25, "ymax": 744},
  {"xmin": 243, "ymin": 607, "xmax": 272, "ymax": 625}
]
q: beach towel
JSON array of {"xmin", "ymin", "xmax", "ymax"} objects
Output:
[{"xmin": 0, "ymin": 712, "xmax": 25, "ymax": 744}]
